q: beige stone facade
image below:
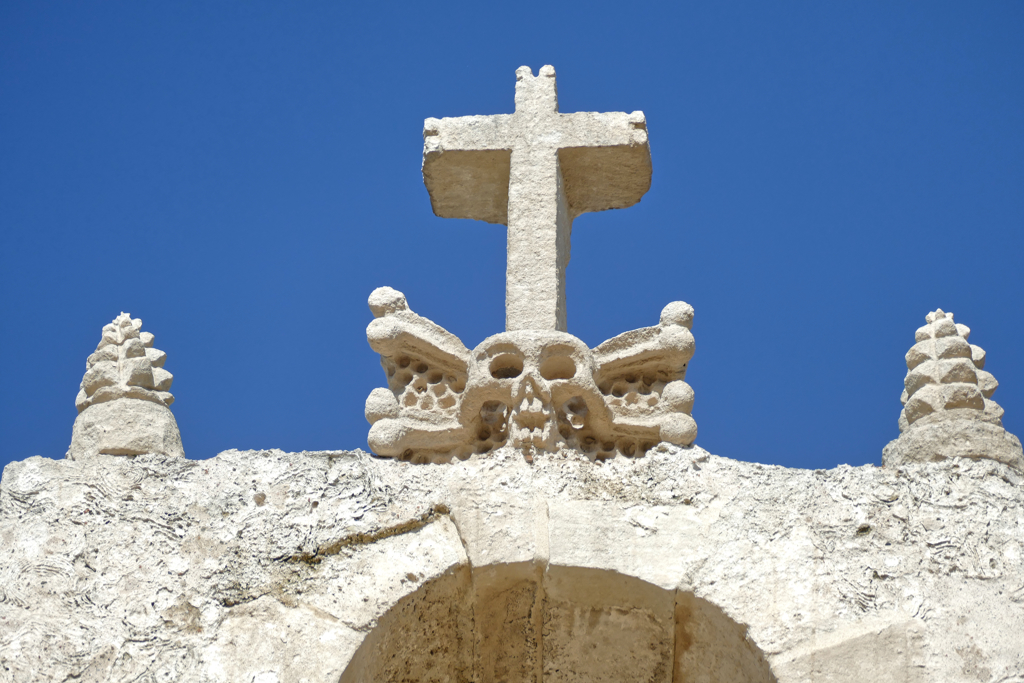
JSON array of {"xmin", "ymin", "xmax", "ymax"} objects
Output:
[
  {"xmin": 2, "ymin": 447, "xmax": 1022, "ymax": 681},
  {"xmin": 1, "ymin": 66, "xmax": 1022, "ymax": 682}
]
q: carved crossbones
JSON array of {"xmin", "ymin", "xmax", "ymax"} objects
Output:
[{"xmin": 365, "ymin": 288, "xmax": 697, "ymax": 463}]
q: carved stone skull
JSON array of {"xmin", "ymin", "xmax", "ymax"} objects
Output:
[{"xmin": 460, "ymin": 331, "xmax": 608, "ymax": 453}]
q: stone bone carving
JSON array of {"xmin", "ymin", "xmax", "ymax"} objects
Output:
[
  {"xmin": 883, "ymin": 309, "xmax": 1022, "ymax": 470},
  {"xmin": 365, "ymin": 66, "xmax": 696, "ymax": 463},
  {"xmin": 366, "ymin": 288, "xmax": 697, "ymax": 463},
  {"xmin": 68, "ymin": 312, "xmax": 183, "ymax": 459}
]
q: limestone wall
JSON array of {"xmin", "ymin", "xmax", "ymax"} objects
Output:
[{"xmin": 1, "ymin": 445, "xmax": 1022, "ymax": 682}]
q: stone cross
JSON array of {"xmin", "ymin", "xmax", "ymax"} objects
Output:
[
  {"xmin": 422, "ymin": 65, "xmax": 652, "ymax": 332},
  {"xmin": 367, "ymin": 67, "xmax": 698, "ymax": 462}
]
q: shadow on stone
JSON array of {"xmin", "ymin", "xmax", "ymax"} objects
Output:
[{"xmin": 339, "ymin": 564, "xmax": 776, "ymax": 683}]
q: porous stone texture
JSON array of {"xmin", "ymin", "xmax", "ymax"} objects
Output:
[
  {"xmin": 884, "ymin": 310, "xmax": 1022, "ymax": 471},
  {"xmin": 69, "ymin": 313, "xmax": 182, "ymax": 460},
  {"xmin": 366, "ymin": 288, "xmax": 697, "ymax": 462},
  {"xmin": 422, "ymin": 65, "xmax": 651, "ymax": 332},
  {"xmin": 2, "ymin": 445, "xmax": 1022, "ymax": 682}
]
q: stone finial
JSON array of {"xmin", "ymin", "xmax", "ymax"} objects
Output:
[
  {"xmin": 68, "ymin": 313, "xmax": 184, "ymax": 459},
  {"xmin": 883, "ymin": 309, "xmax": 1022, "ymax": 470}
]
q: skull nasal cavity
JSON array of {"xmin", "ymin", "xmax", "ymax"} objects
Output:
[
  {"xmin": 489, "ymin": 355, "xmax": 523, "ymax": 379},
  {"xmin": 540, "ymin": 356, "xmax": 576, "ymax": 380}
]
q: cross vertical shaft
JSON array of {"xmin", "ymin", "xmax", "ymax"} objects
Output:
[
  {"xmin": 506, "ymin": 66, "xmax": 571, "ymax": 331},
  {"xmin": 505, "ymin": 148, "xmax": 571, "ymax": 331}
]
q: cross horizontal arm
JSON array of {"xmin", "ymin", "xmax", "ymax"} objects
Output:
[
  {"xmin": 557, "ymin": 111, "xmax": 651, "ymax": 217},
  {"xmin": 422, "ymin": 115, "xmax": 514, "ymax": 224}
]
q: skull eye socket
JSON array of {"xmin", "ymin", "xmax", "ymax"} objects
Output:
[
  {"xmin": 489, "ymin": 354, "xmax": 523, "ymax": 379},
  {"xmin": 540, "ymin": 356, "xmax": 576, "ymax": 380}
]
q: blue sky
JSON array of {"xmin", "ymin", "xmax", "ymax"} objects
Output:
[{"xmin": 2, "ymin": 2, "xmax": 1022, "ymax": 471}]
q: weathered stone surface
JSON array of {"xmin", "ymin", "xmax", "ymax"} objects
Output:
[
  {"xmin": 883, "ymin": 413, "xmax": 1023, "ymax": 471},
  {"xmin": 886, "ymin": 309, "xmax": 1022, "ymax": 471},
  {"xmin": 69, "ymin": 398, "xmax": 184, "ymax": 460},
  {"xmin": 2, "ymin": 446, "xmax": 1022, "ymax": 681}
]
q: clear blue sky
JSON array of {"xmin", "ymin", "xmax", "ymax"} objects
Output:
[{"xmin": 2, "ymin": 2, "xmax": 1022, "ymax": 471}]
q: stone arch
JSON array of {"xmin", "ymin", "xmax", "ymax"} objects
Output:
[{"xmin": 340, "ymin": 562, "xmax": 777, "ymax": 683}]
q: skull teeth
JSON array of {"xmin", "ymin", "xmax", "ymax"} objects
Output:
[
  {"xmin": 511, "ymin": 422, "xmax": 556, "ymax": 450},
  {"xmin": 519, "ymin": 397, "xmax": 544, "ymax": 413}
]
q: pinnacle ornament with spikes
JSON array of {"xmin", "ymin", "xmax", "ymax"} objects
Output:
[
  {"xmin": 884, "ymin": 309, "xmax": 1022, "ymax": 471},
  {"xmin": 69, "ymin": 313, "xmax": 184, "ymax": 460}
]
